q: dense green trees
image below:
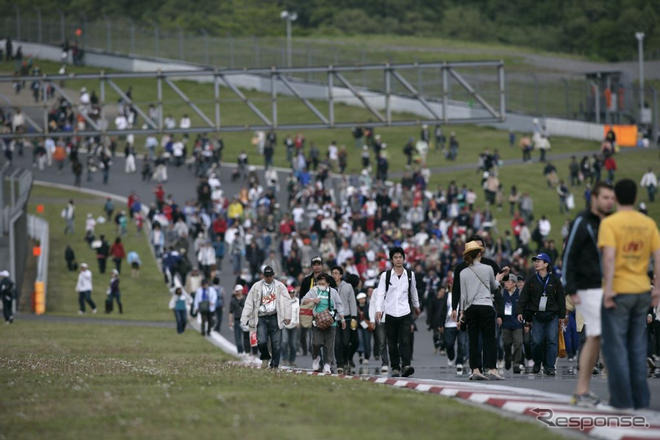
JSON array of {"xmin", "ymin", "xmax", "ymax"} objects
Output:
[{"xmin": 3, "ymin": 0, "xmax": 658, "ymax": 61}]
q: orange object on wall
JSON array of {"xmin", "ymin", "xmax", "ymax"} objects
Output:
[
  {"xmin": 32, "ymin": 246, "xmax": 41, "ymax": 257},
  {"xmin": 36, "ymin": 204, "xmax": 44, "ymax": 213},
  {"xmin": 603, "ymin": 125, "xmax": 637, "ymax": 147},
  {"xmin": 34, "ymin": 282, "xmax": 45, "ymax": 315}
]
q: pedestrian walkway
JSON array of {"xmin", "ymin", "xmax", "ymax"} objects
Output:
[{"xmin": 285, "ymin": 368, "xmax": 660, "ymax": 440}]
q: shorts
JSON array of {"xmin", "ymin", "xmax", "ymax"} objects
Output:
[
  {"xmin": 131, "ymin": 262, "xmax": 140, "ymax": 269},
  {"xmin": 576, "ymin": 288, "xmax": 603, "ymax": 337}
]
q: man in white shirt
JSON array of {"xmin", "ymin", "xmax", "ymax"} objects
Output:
[
  {"xmin": 373, "ymin": 246, "xmax": 420, "ymax": 377},
  {"xmin": 180, "ymin": 114, "xmax": 191, "ymax": 129},
  {"xmin": 640, "ymin": 168, "xmax": 657, "ymax": 202},
  {"xmin": 164, "ymin": 115, "xmax": 176, "ymax": 130},
  {"xmin": 538, "ymin": 215, "xmax": 551, "ymax": 238},
  {"xmin": 193, "ymin": 279, "xmax": 217, "ymax": 336},
  {"xmin": 75, "ymin": 263, "xmax": 97, "ymax": 314}
]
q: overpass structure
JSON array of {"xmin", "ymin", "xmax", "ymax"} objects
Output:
[{"xmin": 0, "ymin": 60, "xmax": 505, "ymax": 139}]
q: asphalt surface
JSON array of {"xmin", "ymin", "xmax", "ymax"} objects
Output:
[{"xmin": 3, "ymin": 150, "xmax": 660, "ymax": 412}]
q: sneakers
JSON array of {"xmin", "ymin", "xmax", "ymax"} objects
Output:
[
  {"xmin": 469, "ymin": 372, "xmax": 488, "ymax": 380},
  {"xmin": 322, "ymin": 363, "xmax": 331, "ymax": 374},
  {"xmin": 402, "ymin": 366, "xmax": 415, "ymax": 377},
  {"xmin": 526, "ymin": 359, "xmax": 534, "ymax": 368},
  {"xmin": 513, "ymin": 365, "xmax": 522, "ymax": 374},
  {"xmin": 78, "ymin": 310, "xmax": 84, "ymax": 315},
  {"xmin": 312, "ymin": 356, "xmax": 321, "ymax": 372},
  {"xmin": 92, "ymin": 308, "xmax": 97, "ymax": 314},
  {"xmin": 380, "ymin": 364, "xmax": 389, "ymax": 373},
  {"xmin": 447, "ymin": 358, "xmax": 455, "ymax": 367},
  {"xmin": 532, "ymin": 363, "xmax": 541, "ymax": 374},
  {"xmin": 337, "ymin": 367, "xmax": 344, "ymax": 375},
  {"xmin": 261, "ymin": 359, "xmax": 269, "ymax": 369},
  {"xmin": 487, "ymin": 372, "xmax": 505, "ymax": 380},
  {"xmin": 496, "ymin": 360, "xmax": 504, "ymax": 369},
  {"xmin": 456, "ymin": 364, "xmax": 464, "ymax": 376},
  {"xmin": 571, "ymin": 392, "xmax": 601, "ymax": 408},
  {"xmin": 544, "ymin": 369, "xmax": 556, "ymax": 376},
  {"xmin": 391, "ymin": 369, "xmax": 401, "ymax": 377}
]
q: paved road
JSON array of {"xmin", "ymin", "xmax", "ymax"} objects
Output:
[{"xmin": 3, "ymin": 151, "xmax": 660, "ymax": 411}]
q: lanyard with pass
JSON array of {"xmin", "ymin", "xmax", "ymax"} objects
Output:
[{"xmin": 536, "ymin": 274, "xmax": 549, "ymax": 311}]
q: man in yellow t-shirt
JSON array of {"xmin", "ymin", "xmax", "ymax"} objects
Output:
[{"xmin": 598, "ymin": 178, "xmax": 660, "ymax": 409}]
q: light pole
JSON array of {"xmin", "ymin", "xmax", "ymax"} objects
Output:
[
  {"xmin": 280, "ymin": 10, "xmax": 297, "ymax": 67},
  {"xmin": 635, "ymin": 32, "xmax": 645, "ymax": 123}
]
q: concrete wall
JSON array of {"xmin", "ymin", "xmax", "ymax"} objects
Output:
[{"xmin": 13, "ymin": 41, "xmax": 604, "ymax": 141}]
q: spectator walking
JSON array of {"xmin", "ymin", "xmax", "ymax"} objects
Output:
[
  {"xmin": 229, "ymin": 285, "xmax": 249, "ymax": 354},
  {"xmin": 193, "ymin": 279, "xmax": 217, "ymax": 336},
  {"xmin": 439, "ymin": 283, "xmax": 468, "ymax": 375},
  {"xmin": 169, "ymin": 286, "xmax": 192, "ymax": 334},
  {"xmin": 599, "ymin": 178, "xmax": 660, "ymax": 409},
  {"xmin": 562, "ymin": 181, "xmax": 615, "ymax": 406},
  {"xmin": 499, "ymin": 274, "xmax": 524, "ymax": 374},
  {"xmin": 332, "ymin": 265, "xmax": 358, "ymax": 373},
  {"xmin": 65, "ymin": 245, "xmax": 77, "ymax": 271},
  {"xmin": 241, "ymin": 266, "xmax": 292, "ymax": 369},
  {"xmin": 455, "ymin": 241, "xmax": 508, "ymax": 380},
  {"xmin": 517, "ymin": 253, "xmax": 566, "ymax": 376},
  {"xmin": 212, "ymin": 277, "xmax": 224, "ymax": 333},
  {"xmin": 75, "ymin": 263, "xmax": 97, "ymax": 314},
  {"xmin": 0, "ymin": 270, "xmax": 15, "ymax": 324},
  {"xmin": 355, "ymin": 292, "xmax": 373, "ymax": 365},
  {"xmin": 373, "ymin": 247, "xmax": 421, "ymax": 378},
  {"xmin": 110, "ymin": 237, "xmax": 126, "ymax": 274},
  {"xmin": 106, "ymin": 269, "xmax": 123, "ymax": 314},
  {"xmin": 302, "ymin": 272, "xmax": 345, "ymax": 374},
  {"xmin": 281, "ymin": 286, "xmax": 300, "ymax": 367},
  {"xmin": 640, "ymin": 168, "xmax": 657, "ymax": 202},
  {"xmin": 95, "ymin": 235, "xmax": 109, "ymax": 274},
  {"xmin": 62, "ymin": 200, "xmax": 75, "ymax": 234}
]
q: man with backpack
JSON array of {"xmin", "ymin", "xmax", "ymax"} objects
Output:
[
  {"xmin": 193, "ymin": 279, "xmax": 217, "ymax": 337},
  {"xmin": 373, "ymin": 247, "xmax": 421, "ymax": 377}
]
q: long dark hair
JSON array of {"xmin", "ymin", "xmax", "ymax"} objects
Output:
[{"xmin": 464, "ymin": 249, "xmax": 481, "ymax": 266}]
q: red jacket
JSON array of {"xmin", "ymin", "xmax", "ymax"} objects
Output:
[{"xmin": 110, "ymin": 243, "xmax": 126, "ymax": 259}]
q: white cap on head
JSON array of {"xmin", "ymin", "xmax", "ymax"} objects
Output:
[
  {"xmin": 81, "ymin": 263, "xmax": 88, "ymax": 268},
  {"xmin": 0, "ymin": 270, "xmax": 9, "ymax": 277},
  {"xmin": 234, "ymin": 284, "xmax": 244, "ymax": 292}
]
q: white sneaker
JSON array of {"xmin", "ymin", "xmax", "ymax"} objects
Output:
[
  {"xmin": 92, "ymin": 309, "xmax": 97, "ymax": 314},
  {"xmin": 447, "ymin": 358, "xmax": 455, "ymax": 367},
  {"xmin": 380, "ymin": 365, "xmax": 389, "ymax": 373},
  {"xmin": 322, "ymin": 363, "xmax": 331, "ymax": 374},
  {"xmin": 78, "ymin": 310, "xmax": 84, "ymax": 315},
  {"xmin": 496, "ymin": 360, "xmax": 504, "ymax": 369},
  {"xmin": 527, "ymin": 359, "xmax": 534, "ymax": 368},
  {"xmin": 456, "ymin": 364, "xmax": 463, "ymax": 376},
  {"xmin": 312, "ymin": 356, "xmax": 321, "ymax": 371}
]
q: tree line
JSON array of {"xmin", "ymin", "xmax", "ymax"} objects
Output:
[{"xmin": 3, "ymin": 0, "xmax": 658, "ymax": 61}]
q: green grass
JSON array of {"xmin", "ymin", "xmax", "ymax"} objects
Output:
[
  {"xmin": 428, "ymin": 148, "xmax": 660, "ymax": 246},
  {"xmin": 27, "ymin": 184, "xmax": 171, "ymax": 322},
  {"xmin": 0, "ymin": 320, "xmax": 563, "ymax": 440}
]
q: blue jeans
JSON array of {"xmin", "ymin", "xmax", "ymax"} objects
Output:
[
  {"xmin": 281, "ymin": 327, "xmax": 298, "ymax": 364},
  {"xmin": 257, "ymin": 314, "xmax": 282, "ymax": 367},
  {"xmin": 174, "ymin": 309, "xmax": 187, "ymax": 334},
  {"xmin": 233, "ymin": 319, "xmax": 244, "ymax": 353},
  {"xmin": 357, "ymin": 327, "xmax": 372, "ymax": 359},
  {"xmin": 601, "ymin": 292, "xmax": 651, "ymax": 409},
  {"xmin": 78, "ymin": 290, "xmax": 97, "ymax": 312},
  {"xmin": 531, "ymin": 316, "xmax": 558, "ymax": 370},
  {"xmin": 444, "ymin": 327, "xmax": 468, "ymax": 365}
]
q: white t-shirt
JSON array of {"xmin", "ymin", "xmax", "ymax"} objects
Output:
[{"xmin": 328, "ymin": 144, "xmax": 338, "ymax": 161}]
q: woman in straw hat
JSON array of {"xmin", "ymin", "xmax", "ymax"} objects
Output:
[{"xmin": 452, "ymin": 241, "xmax": 509, "ymax": 380}]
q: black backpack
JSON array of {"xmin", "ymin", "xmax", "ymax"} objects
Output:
[{"xmin": 384, "ymin": 268, "xmax": 415, "ymax": 315}]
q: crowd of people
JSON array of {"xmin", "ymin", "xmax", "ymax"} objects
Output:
[{"xmin": 1, "ymin": 94, "xmax": 658, "ymax": 411}]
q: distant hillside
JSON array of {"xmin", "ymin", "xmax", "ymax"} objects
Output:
[{"xmin": 2, "ymin": 0, "xmax": 658, "ymax": 61}]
